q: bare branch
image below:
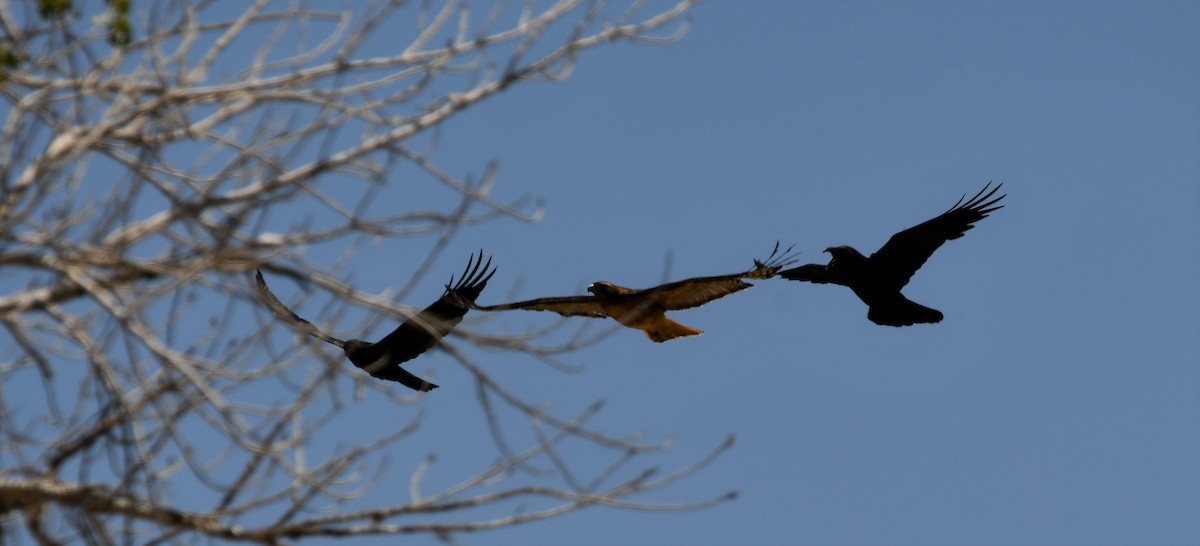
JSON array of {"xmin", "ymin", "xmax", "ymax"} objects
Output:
[{"xmin": 0, "ymin": 1, "xmax": 717, "ymax": 542}]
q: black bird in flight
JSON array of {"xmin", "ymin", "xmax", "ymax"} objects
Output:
[
  {"xmin": 255, "ymin": 251, "xmax": 496, "ymax": 391},
  {"xmin": 779, "ymin": 183, "xmax": 1005, "ymax": 326},
  {"xmin": 472, "ymin": 243, "xmax": 797, "ymax": 342}
]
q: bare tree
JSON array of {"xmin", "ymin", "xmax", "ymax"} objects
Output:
[{"xmin": 0, "ymin": 1, "xmax": 735, "ymax": 543}]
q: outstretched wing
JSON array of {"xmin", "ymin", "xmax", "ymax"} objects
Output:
[
  {"xmin": 650, "ymin": 242, "xmax": 799, "ymax": 311},
  {"xmin": 254, "ymin": 270, "xmax": 345, "ymax": 348},
  {"xmin": 869, "ymin": 182, "xmax": 1005, "ymax": 290},
  {"xmin": 474, "ymin": 295, "xmax": 607, "ymax": 318},
  {"xmin": 778, "ymin": 263, "xmax": 834, "ymax": 284},
  {"xmin": 373, "ymin": 250, "xmax": 497, "ymax": 363}
]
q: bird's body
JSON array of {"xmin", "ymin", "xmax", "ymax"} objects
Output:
[
  {"xmin": 780, "ymin": 183, "xmax": 1005, "ymax": 326},
  {"xmin": 256, "ymin": 252, "xmax": 495, "ymax": 391},
  {"xmin": 474, "ymin": 243, "xmax": 796, "ymax": 342},
  {"xmin": 586, "ymin": 281, "xmax": 704, "ymax": 342},
  {"xmin": 797, "ymin": 245, "xmax": 945, "ymax": 326}
]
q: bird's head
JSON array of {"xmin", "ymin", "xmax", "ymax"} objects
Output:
[
  {"xmin": 342, "ymin": 339, "xmax": 371, "ymax": 358},
  {"xmin": 587, "ymin": 281, "xmax": 615, "ymax": 296},
  {"xmin": 824, "ymin": 246, "xmax": 864, "ymax": 263}
]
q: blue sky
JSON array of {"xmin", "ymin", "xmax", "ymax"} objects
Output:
[
  {"xmin": 411, "ymin": 1, "xmax": 1199, "ymax": 543},
  {"xmin": 7, "ymin": 1, "xmax": 1197, "ymax": 544}
]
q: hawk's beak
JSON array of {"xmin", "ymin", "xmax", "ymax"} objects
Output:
[{"xmin": 823, "ymin": 247, "xmax": 834, "ymax": 254}]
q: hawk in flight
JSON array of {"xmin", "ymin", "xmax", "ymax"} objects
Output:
[
  {"xmin": 778, "ymin": 183, "xmax": 1005, "ymax": 326},
  {"xmin": 472, "ymin": 243, "xmax": 797, "ymax": 342},
  {"xmin": 255, "ymin": 251, "xmax": 496, "ymax": 391}
]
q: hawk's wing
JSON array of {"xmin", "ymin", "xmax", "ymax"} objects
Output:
[
  {"xmin": 255, "ymin": 270, "xmax": 345, "ymax": 348},
  {"xmin": 473, "ymin": 295, "xmax": 607, "ymax": 318},
  {"xmin": 373, "ymin": 251, "xmax": 496, "ymax": 363},
  {"xmin": 649, "ymin": 242, "xmax": 799, "ymax": 311},
  {"xmin": 645, "ymin": 275, "xmax": 754, "ymax": 311},
  {"xmin": 869, "ymin": 182, "xmax": 1005, "ymax": 291}
]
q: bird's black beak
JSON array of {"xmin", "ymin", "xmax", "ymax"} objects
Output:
[{"xmin": 823, "ymin": 247, "xmax": 834, "ymax": 254}]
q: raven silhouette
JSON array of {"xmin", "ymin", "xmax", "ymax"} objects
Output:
[
  {"xmin": 473, "ymin": 243, "xmax": 797, "ymax": 342},
  {"xmin": 255, "ymin": 252, "xmax": 495, "ymax": 391},
  {"xmin": 779, "ymin": 183, "xmax": 1005, "ymax": 326}
]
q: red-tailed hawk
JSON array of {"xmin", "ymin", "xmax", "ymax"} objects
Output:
[
  {"xmin": 473, "ymin": 244, "xmax": 797, "ymax": 342},
  {"xmin": 779, "ymin": 183, "xmax": 1005, "ymax": 326},
  {"xmin": 255, "ymin": 252, "xmax": 495, "ymax": 391}
]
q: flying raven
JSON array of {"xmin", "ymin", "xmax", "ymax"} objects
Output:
[
  {"xmin": 255, "ymin": 251, "xmax": 496, "ymax": 391},
  {"xmin": 779, "ymin": 183, "xmax": 1005, "ymax": 326},
  {"xmin": 472, "ymin": 243, "xmax": 797, "ymax": 342}
]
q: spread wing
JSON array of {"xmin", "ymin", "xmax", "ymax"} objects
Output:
[
  {"xmin": 255, "ymin": 269, "xmax": 346, "ymax": 348},
  {"xmin": 869, "ymin": 182, "xmax": 1005, "ymax": 290},
  {"xmin": 645, "ymin": 276, "xmax": 753, "ymax": 312},
  {"xmin": 649, "ymin": 242, "xmax": 799, "ymax": 311},
  {"xmin": 778, "ymin": 263, "xmax": 834, "ymax": 284},
  {"xmin": 372, "ymin": 251, "xmax": 496, "ymax": 363},
  {"xmin": 474, "ymin": 295, "xmax": 607, "ymax": 318}
]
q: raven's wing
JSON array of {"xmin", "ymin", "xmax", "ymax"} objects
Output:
[
  {"xmin": 372, "ymin": 251, "xmax": 496, "ymax": 364},
  {"xmin": 473, "ymin": 295, "xmax": 607, "ymax": 318},
  {"xmin": 650, "ymin": 242, "xmax": 799, "ymax": 311},
  {"xmin": 778, "ymin": 263, "xmax": 834, "ymax": 284},
  {"xmin": 254, "ymin": 270, "xmax": 345, "ymax": 348},
  {"xmin": 869, "ymin": 182, "xmax": 1005, "ymax": 290}
]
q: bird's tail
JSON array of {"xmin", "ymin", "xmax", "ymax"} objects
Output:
[
  {"xmin": 643, "ymin": 318, "xmax": 703, "ymax": 343},
  {"xmin": 867, "ymin": 297, "xmax": 944, "ymax": 327}
]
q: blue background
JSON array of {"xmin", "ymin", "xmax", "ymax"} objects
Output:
[
  {"xmin": 9, "ymin": 1, "xmax": 1197, "ymax": 544},
  {"xmin": 415, "ymin": 1, "xmax": 1200, "ymax": 543}
]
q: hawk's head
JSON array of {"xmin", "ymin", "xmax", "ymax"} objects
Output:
[{"xmin": 587, "ymin": 281, "xmax": 625, "ymax": 297}]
